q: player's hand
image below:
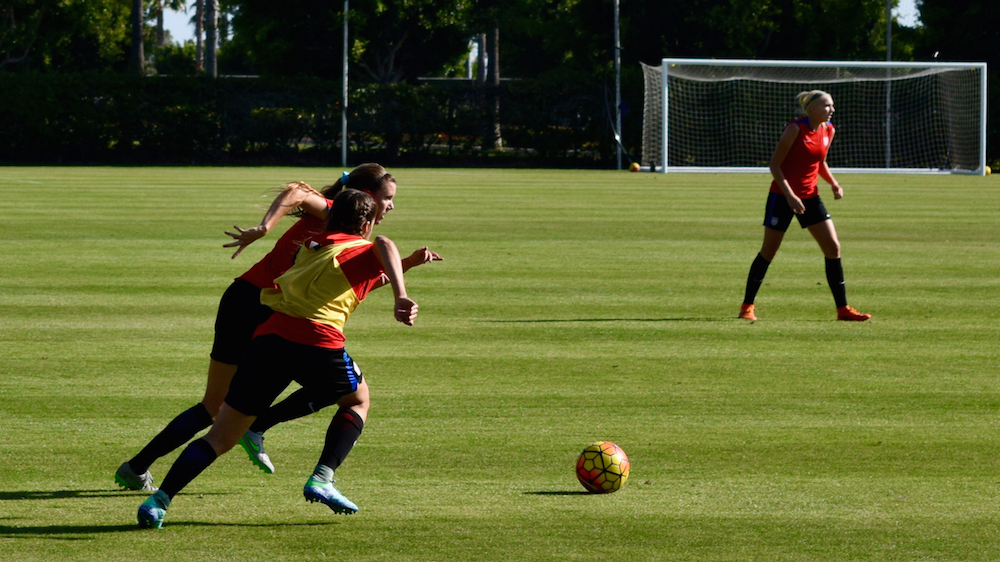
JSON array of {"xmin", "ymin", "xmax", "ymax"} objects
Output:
[
  {"xmin": 224, "ymin": 225, "xmax": 267, "ymax": 259},
  {"xmin": 406, "ymin": 247, "xmax": 443, "ymax": 267},
  {"xmin": 831, "ymin": 184, "xmax": 844, "ymax": 200},
  {"xmin": 394, "ymin": 297, "xmax": 418, "ymax": 326},
  {"xmin": 786, "ymin": 195, "xmax": 805, "ymax": 215}
]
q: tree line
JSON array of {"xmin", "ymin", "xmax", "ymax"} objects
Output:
[{"xmin": 1, "ymin": 0, "xmax": 996, "ymax": 166}]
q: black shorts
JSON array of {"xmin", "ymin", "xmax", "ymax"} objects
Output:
[
  {"xmin": 209, "ymin": 278, "xmax": 275, "ymax": 365},
  {"xmin": 225, "ymin": 335, "xmax": 363, "ymax": 417},
  {"xmin": 762, "ymin": 192, "xmax": 831, "ymax": 231}
]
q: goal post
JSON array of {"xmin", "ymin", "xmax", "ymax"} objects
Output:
[{"xmin": 640, "ymin": 58, "xmax": 988, "ymax": 175}]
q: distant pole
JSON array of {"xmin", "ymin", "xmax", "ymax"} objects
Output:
[
  {"xmin": 341, "ymin": 0, "xmax": 349, "ymax": 168},
  {"xmin": 614, "ymin": 0, "xmax": 621, "ymax": 170},
  {"xmin": 885, "ymin": 0, "xmax": 892, "ymax": 168}
]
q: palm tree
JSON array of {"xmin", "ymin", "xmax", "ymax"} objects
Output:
[
  {"xmin": 194, "ymin": 0, "xmax": 204, "ymax": 71},
  {"xmin": 153, "ymin": 0, "xmax": 187, "ymax": 47},
  {"xmin": 130, "ymin": 0, "xmax": 145, "ymax": 74},
  {"xmin": 205, "ymin": 0, "xmax": 217, "ymax": 76}
]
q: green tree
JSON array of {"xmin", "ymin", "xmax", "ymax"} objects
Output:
[
  {"xmin": 1, "ymin": 0, "xmax": 135, "ymax": 73},
  {"xmin": 916, "ymin": 0, "xmax": 999, "ymax": 163},
  {"xmin": 130, "ymin": 0, "xmax": 145, "ymax": 74},
  {"xmin": 224, "ymin": 0, "xmax": 470, "ymax": 82},
  {"xmin": 150, "ymin": 0, "xmax": 186, "ymax": 46},
  {"xmin": 619, "ymin": 0, "xmax": 894, "ymax": 65},
  {"xmin": 1, "ymin": 0, "xmax": 44, "ymax": 70}
]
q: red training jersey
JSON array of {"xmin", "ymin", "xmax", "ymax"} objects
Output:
[
  {"xmin": 769, "ymin": 117, "xmax": 834, "ymax": 199},
  {"xmin": 253, "ymin": 232, "xmax": 385, "ymax": 349},
  {"xmin": 238, "ymin": 199, "xmax": 334, "ymax": 290}
]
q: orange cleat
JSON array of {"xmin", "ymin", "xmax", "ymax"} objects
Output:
[
  {"xmin": 738, "ymin": 303, "xmax": 757, "ymax": 321},
  {"xmin": 837, "ymin": 305, "xmax": 871, "ymax": 322}
]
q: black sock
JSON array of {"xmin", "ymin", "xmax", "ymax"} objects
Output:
[
  {"xmin": 158, "ymin": 438, "xmax": 218, "ymax": 499},
  {"xmin": 744, "ymin": 253, "xmax": 771, "ymax": 304},
  {"xmin": 317, "ymin": 408, "xmax": 365, "ymax": 471},
  {"xmin": 825, "ymin": 257, "xmax": 848, "ymax": 308},
  {"xmin": 249, "ymin": 388, "xmax": 335, "ymax": 434},
  {"xmin": 129, "ymin": 403, "xmax": 214, "ymax": 474}
]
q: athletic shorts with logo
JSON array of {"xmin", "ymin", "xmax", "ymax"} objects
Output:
[
  {"xmin": 224, "ymin": 334, "xmax": 362, "ymax": 417},
  {"xmin": 763, "ymin": 192, "xmax": 831, "ymax": 232}
]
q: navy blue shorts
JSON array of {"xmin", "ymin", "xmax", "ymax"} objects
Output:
[
  {"xmin": 224, "ymin": 335, "xmax": 362, "ymax": 417},
  {"xmin": 209, "ymin": 278, "xmax": 275, "ymax": 365},
  {"xmin": 762, "ymin": 192, "xmax": 830, "ymax": 231}
]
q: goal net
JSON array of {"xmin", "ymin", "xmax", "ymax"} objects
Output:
[{"xmin": 641, "ymin": 59, "xmax": 987, "ymax": 174}]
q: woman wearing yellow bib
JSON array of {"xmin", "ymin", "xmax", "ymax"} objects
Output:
[{"xmin": 137, "ymin": 188, "xmax": 427, "ymax": 528}]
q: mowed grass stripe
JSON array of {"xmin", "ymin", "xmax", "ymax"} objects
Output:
[{"xmin": 0, "ymin": 167, "xmax": 998, "ymax": 561}]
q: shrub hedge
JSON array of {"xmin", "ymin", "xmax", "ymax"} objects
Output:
[{"xmin": 0, "ymin": 73, "xmax": 645, "ymax": 167}]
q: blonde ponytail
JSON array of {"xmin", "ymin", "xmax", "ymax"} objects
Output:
[{"xmin": 797, "ymin": 90, "xmax": 829, "ymax": 113}]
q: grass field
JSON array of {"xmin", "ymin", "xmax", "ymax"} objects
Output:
[{"xmin": 1, "ymin": 167, "xmax": 998, "ymax": 561}]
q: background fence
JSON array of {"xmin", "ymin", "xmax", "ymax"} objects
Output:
[{"xmin": 0, "ymin": 73, "xmax": 645, "ymax": 167}]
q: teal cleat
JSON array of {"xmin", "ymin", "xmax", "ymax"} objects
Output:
[
  {"xmin": 303, "ymin": 479, "xmax": 358, "ymax": 514},
  {"xmin": 238, "ymin": 430, "xmax": 275, "ymax": 474},
  {"xmin": 137, "ymin": 490, "xmax": 170, "ymax": 529}
]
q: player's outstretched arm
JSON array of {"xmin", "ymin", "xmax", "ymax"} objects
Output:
[
  {"xmin": 401, "ymin": 247, "xmax": 443, "ymax": 273},
  {"xmin": 372, "ymin": 247, "xmax": 442, "ymax": 290},
  {"xmin": 224, "ymin": 182, "xmax": 330, "ymax": 258},
  {"xmin": 373, "ymin": 235, "xmax": 418, "ymax": 326}
]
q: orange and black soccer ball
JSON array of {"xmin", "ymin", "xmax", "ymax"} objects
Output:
[{"xmin": 576, "ymin": 441, "xmax": 630, "ymax": 493}]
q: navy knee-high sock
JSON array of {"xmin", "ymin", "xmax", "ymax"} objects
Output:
[
  {"xmin": 316, "ymin": 408, "xmax": 365, "ymax": 474},
  {"xmin": 825, "ymin": 257, "xmax": 848, "ymax": 308},
  {"xmin": 744, "ymin": 253, "xmax": 771, "ymax": 305},
  {"xmin": 129, "ymin": 403, "xmax": 214, "ymax": 473},
  {"xmin": 158, "ymin": 438, "xmax": 218, "ymax": 499},
  {"xmin": 249, "ymin": 388, "xmax": 335, "ymax": 434}
]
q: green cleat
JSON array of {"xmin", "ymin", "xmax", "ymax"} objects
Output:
[
  {"xmin": 115, "ymin": 462, "xmax": 157, "ymax": 492},
  {"xmin": 238, "ymin": 430, "xmax": 275, "ymax": 474}
]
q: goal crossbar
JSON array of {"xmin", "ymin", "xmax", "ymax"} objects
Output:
[{"xmin": 642, "ymin": 58, "xmax": 988, "ymax": 175}]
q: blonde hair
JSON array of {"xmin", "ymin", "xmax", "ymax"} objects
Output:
[{"xmin": 797, "ymin": 90, "xmax": 830, "ymax": 113}]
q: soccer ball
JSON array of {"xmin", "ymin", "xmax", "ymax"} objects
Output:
[
  {"xmin": 576, "ymin": 441, "xmax": 630, "ymax": 493},
  {"xmin": 629, "ymin": 162, "xmax": 641, "ymax": 172}
]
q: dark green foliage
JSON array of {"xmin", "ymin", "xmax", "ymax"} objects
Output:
[
  {"xmin": 916, "ymin": 0, "xmax": 1000, "ymax": 168},
  {"xmin": 0, "ymin": 73, "xmax": 626, "ymax": 166},
  {"xmin": 1, "ymin": 0, "xmax": 133, "ymax": 73},
  {"xmin": 151, "ymin": 41, "xmax": 199, "ymax": 76},
  {"xmin": 2, "ymin": 0, "xmax": 997, "ymax": 166},
  {"xmin": 225, "ymin": 0, "xmax": 470, "ymax": 83}
]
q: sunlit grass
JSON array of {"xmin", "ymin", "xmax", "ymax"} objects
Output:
[{"xmin": 1, "ymin": 167, "xmax": 998, "ymax": 561}]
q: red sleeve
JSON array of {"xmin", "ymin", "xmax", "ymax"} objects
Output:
[
  {"xmin": 337, "ymin": 242, "xmax": 385, "ymax": 302},
  {"xmin": 238, "ymin": 214, "xmax": 327, "ymax": 289}
]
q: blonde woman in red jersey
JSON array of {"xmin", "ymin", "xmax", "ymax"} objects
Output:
[
  {"xmin": 116, "ymin": 164, "xmax": 440, "ymax": 491},
  {"xmin": 739, "ymin": 90, "xmax": 870, "ymax": 322}
]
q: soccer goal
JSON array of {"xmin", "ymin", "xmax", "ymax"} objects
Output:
[{"xmin": 640, "ymin": 59, "xmax": 988, "ymax": 175}]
